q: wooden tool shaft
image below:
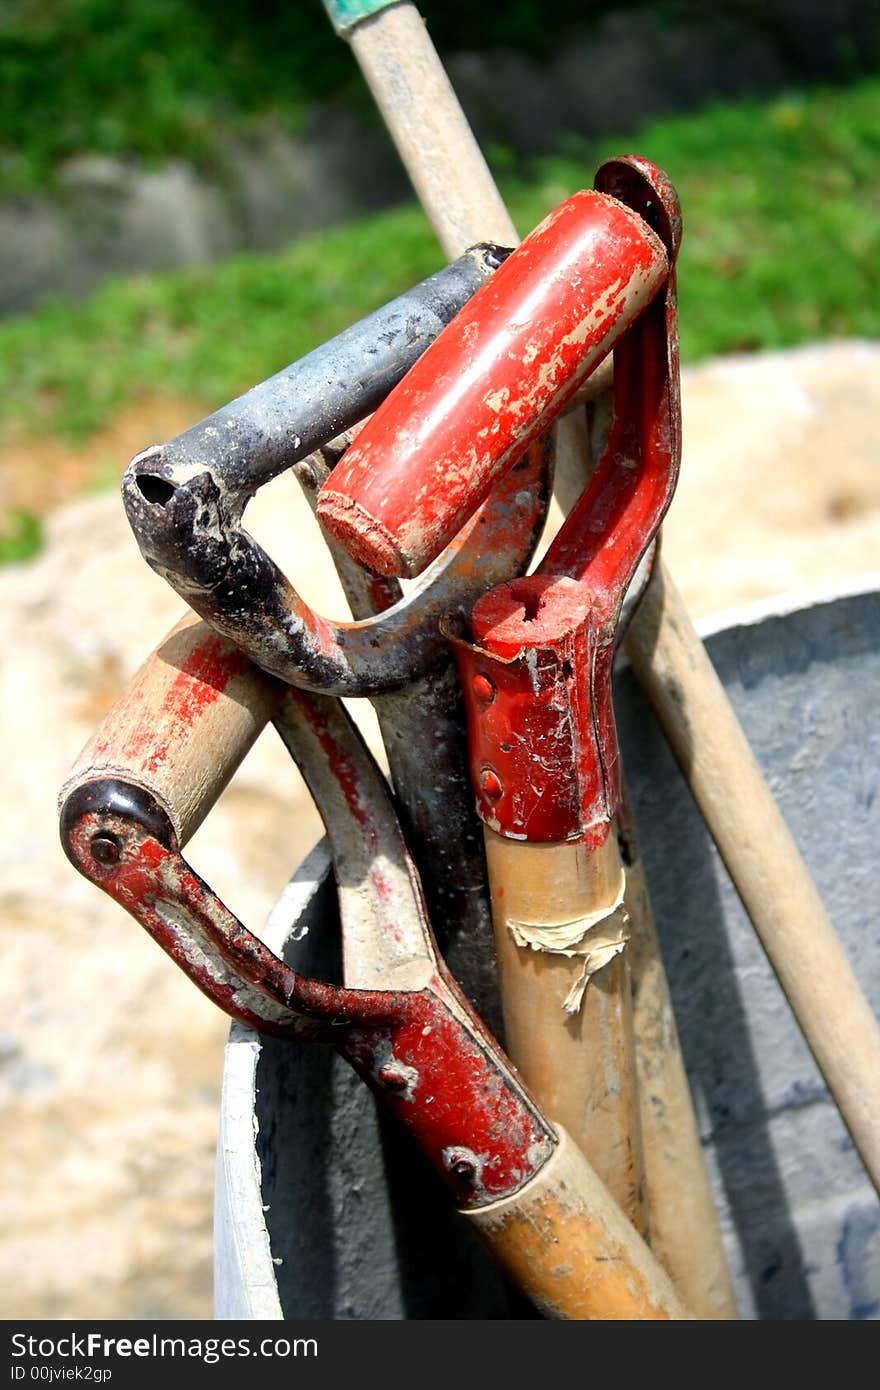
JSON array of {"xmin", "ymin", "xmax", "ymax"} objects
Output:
[
  {"xmin": 60, "ymin": 614, "xmax": 280, "ymax": 847},
  {"xmin": 625, "ymin": 817, "xmax": 739, "ymax": 1318},
  {"xmin": 349, "ymin": 5, "xmax": 517, "ymax": 259},
  {"xmin": 465, "ymin": 1125, "xmax": 692, "ymax": 1319},
  {"xmin": 626, "ymin": 564, "xmax": 880, "ymax": 1193},
  {"xmin": 484, "ymin": 829, "xmax": 647, "ymax": 1232}
]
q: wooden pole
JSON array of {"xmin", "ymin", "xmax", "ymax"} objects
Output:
[
  {"xmin": 60, "ymin": 614, "xmax": 279, "ymax": 846},
  {"xmin": 348, "ymin": 5, "xmax": 517, "ymax": 259},
  {"xmin": 622, "ymin": 789, "xmax": 739, "ymax": 1317},
  {"xmin": 484, "ymin": 830, "xmax": 648, "ymax": 1234},
  {"xmin": 626, "ymin": 564, "xmax": 880, "ymax": 1192},
  {"xmin": 466, "ymin": 1126, "xmax": 692, "ymax": 1319}
]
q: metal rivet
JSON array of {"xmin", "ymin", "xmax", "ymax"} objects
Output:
[
  {"xmin": 445, "ymin": 1148, "xmax": 478, "ymax": 1182},
  {"xmin": 480, "ymin": 768, "xmax": 503, "ymax": 801},
  {"xmin": 377, "ymin": 1063, "xmax": 408, "ymax": 1091},
  {"xmin": 90, "ymin": 834, "xmax": 122, "ymax": 866},
  {"xmin": 472, "ymin": 674, "xmax": 496, "ymax": 703}
]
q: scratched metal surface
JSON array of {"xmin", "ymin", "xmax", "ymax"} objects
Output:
[{"xmin": 215, "ymin": 583, "xmax": 879, "ymax": 1320}]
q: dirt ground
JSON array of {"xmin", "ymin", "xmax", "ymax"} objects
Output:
[{"xmin": 1, "ymin": 339, "xmax": 878, "ymax": 1319}]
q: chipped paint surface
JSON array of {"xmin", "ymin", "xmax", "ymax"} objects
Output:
[
  {"xmin": 121, "ymin": 428, "xmax": 551, "ymax": 697},
  {"xmin": 83, "ymin": 623, "xmax": 257, "ymax": 783},
  {"xmin": 318, "ymin": 189, "xmax": 667, "ymax": 578},
  {"xmin": 451, "ymin": 158, "xmax": 682, "ymax": 845},
  {"xmin": 59, "ymin": 655, "xmax": 558, "ymax": 1211}
]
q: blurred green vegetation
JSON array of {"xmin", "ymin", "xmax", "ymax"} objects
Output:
[
  {"xmin": 0, "ymin": 0, "xmax": 704, "ymax": 195},
  {"xmin": 0, "ymin": 509, "xmax": 43, "ymax": 564},
  {"xmin": 2, "ymin": 77, "xmax": 877, "ymax": 451},
  {"xmin": 4, "ymin": 1, "xmax": 875, "ymax": 195},
  {"xmin": 1, "ymin": 0, "xmax": 348, "ymax": 193}
]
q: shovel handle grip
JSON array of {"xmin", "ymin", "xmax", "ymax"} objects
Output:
[
  {"xmin": 464, "ymin": 1126, "xmax": 692, "ymax": 1320},
  {"xmin": 59, "ymin": 614, "xmax": 280, "ymax": 848},
  {"xmin": 317, "ymin": 191, "xmax": 667, "ymax": 580}
]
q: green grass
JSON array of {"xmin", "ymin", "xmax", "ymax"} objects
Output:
[
  {"xmin": 0, "ymin": 509, "xmax": 43, "ymax": 565},
  {"xmin": 0, "ymin": 0, "xmax": 660, "ymax": 197},
  {"xmin": 1, "ymin": 77, "xmax": 878, "ymax": 452},
  {"xmin": 0, "ymin": 0, "xmax": 348, "ymax": 194}
]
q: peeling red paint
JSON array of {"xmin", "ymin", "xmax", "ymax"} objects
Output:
[
  {"xmin": 60, "ymin": 674, "xmax": 559, "ymax": 1211},
  {"xmin": 448, "ymin": 158, "xmax": 682, "ymax": 845},
  {"xmin": 317, "ymin": 189, "xmax": 668, "ymax": 578},
  {"xmin": 88, "ymin": 626, "xmax": 255, "ymax": 780},
  {"xmin": 62, "ymin": 792, "xmax": 556, "ymax": 1209}
]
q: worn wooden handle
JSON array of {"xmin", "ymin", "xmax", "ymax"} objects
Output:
[
  {"xmin": 60, "ymin": 613, "xmax": 280, "ymax": 847},
  {"xmin": 625, "ymin": 808, "xmax": 739, "ymax": 1318},
  {"xmin": 483, "ymin": 829, "xmax": 647, "ymax": 1233},
  {"xmin": 349, "ymin": 4, "xmax": 517, "ymax": 259},
  {"xmin": 465, "ymin": 1125, "xmax": 692, "ymax": 1319}
]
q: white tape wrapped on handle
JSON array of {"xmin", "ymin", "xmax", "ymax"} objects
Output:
[{"xmin": 506, "ymin": 867, "xmax": 630, "ymax": 1014}]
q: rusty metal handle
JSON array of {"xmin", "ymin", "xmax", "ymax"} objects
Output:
[
  {"xmin": 57, "ymin": 615, "xmax": 389, "ymax": 1036},
  {"xmin": 57, "ymin": 617, "xmax": 563, "ymax": 1213},
  {"xmin": 120, "ymin": 248, "xmax": 554, "ymax": 696},
  {"xmin": 123, "ymin": 435, "xmax": 551, "ymax": 696}
]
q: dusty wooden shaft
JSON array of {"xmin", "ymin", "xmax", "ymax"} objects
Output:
[
  {"xmin": 465, "ymin": 1125, "xmax": 692, "ymax": 1319},
  {"xmin": 348, "ymin": 4, "xmax": 594, "ymax": 485},
  {"xmin": 625, "ymin": 563, "xmax": 880, "ymax": 1193},
  {"xmin": 60, "ymin": 614, "xmax": 279, "ymax": 846},
  {"xmin": 349, "ymin": 4, "xmax": 518, "ymax": 259},
  {"xmin": 625, "ymin": 823, "xmax": 739, "ymax": 1318},
  {"xmin": 484, "ymin": 829, "xmax": 647, "ymax": 1232}
]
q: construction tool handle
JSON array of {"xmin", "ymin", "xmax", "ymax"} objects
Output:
[
  {"xmin": 59, "ymin": 614, "xmax": 280, "ymax": 848},
  {"xmin": 334, "ymin": 0, "xmax": 880, "ymax": 1201},
  {"xmin": 317, "ymin": 189, "xmax": 667, "ymax": 579},
  {"xmin": 464, "ymin": 1126, "xmax": 692, "ymax": 1320},
  {"xmin": 623, "ymin": 797, "xmax": 740, "ymax": 1319},
  {"xmin": 339, "ymin": 1, "xmax": 517, "ymax": 258},
  {"xmin": 626, "ymin": 563, "xmax": 880, "ymax": 1193},
  {"xmin": 481, "ymin": 829, "xmax": 647, "ymax": 1231}
]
